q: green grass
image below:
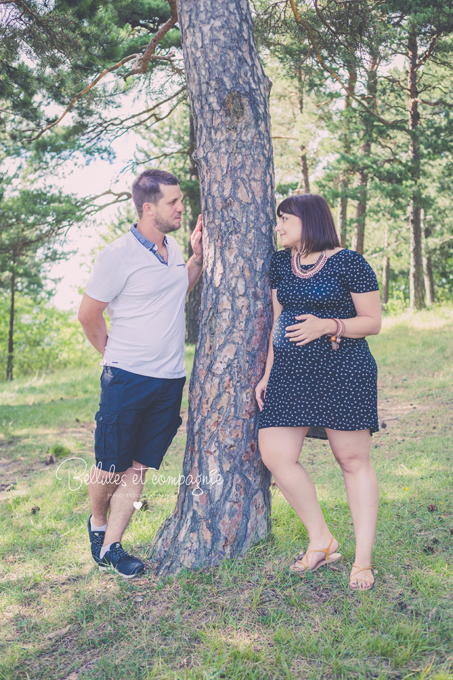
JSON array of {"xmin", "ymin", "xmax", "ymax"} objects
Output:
[{"xmin": 0, "ymin": 310, "xmax": 452, "ymax": 680}]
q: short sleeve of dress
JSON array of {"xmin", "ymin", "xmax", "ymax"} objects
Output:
[
  {"xmin": 269, "ymin": 252, "xmax": 282, "ymax": 289},
  {"xmin": 344, "ymin": 252, "xmax": 379, "ymax": 293}
]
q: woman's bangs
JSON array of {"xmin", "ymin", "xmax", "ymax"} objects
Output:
[{"xmin": 277, "ymin": 196, "xmax": 300, "ymax": 217}]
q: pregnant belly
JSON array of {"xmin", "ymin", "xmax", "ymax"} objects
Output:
[{"xmin": 272, "ymin": 310, "xmax": 314, "ymax": 350}]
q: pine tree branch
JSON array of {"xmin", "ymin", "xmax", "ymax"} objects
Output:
[
  {"xmin": 25, "ymin": 53, "xmax": 139, "ymax": 141},
  {"xmin": 414, "ymin": 98, "xmax": 453, "ymax": 109},
  {"xmin": 416, "ymin": 32, "xmax": 441, "ymax": 69},
  {"xmin": 122, "ymin": 0, "xmax": 178, "ymax": 79},
  {"xmin": 288, "ymin": 0, "xmax": 396, "ymax": 126},
  {"xmin": 84, "ymin": 190, "xmax": 132, "ymax": 213},
  {"xmin": 85, "ymin": 86, "xmax": 186, "ymax": 136},
  {"xmin": 23, "ymin": 0, "xmax": 179, "ymax": 141}
]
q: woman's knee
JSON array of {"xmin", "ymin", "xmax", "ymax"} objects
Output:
[{"xmin": 334, "ymin": 450, "xmax": 370, "ymax": 474}]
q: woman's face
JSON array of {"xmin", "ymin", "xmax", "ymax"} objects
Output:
[{"xmin": 275, "ymin": 212, "xmax": 302, "ymax": 249}]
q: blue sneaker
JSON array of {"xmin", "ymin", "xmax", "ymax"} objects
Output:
[
  {"xmin": 99, "ymin": 542, "xmax": 145, "ymax": 578},
  {"xmin": 87, "ymin": 514, "xmax": 105, "ymax": 565}
]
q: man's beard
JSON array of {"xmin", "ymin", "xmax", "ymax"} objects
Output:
[{"xmin": 154, "ymin": 210, "xmax": 180, "ymax": 234}]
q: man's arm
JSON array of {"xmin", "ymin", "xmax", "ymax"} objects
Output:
[
  {"xmin": 187, "ymin": 215, "xmax": 203, "ymax": 294},
  {"xmin": 78, "ymin": 294, "xmax": 109, "ymax": 355}
]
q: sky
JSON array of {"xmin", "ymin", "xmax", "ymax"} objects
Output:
[
  {"xmin": 51, "ymin": 54, "xmax": 407, "ymax": 312},
  {"xmin": 51, "ymin": 132, "xmax": 137, "ymax": 311}
]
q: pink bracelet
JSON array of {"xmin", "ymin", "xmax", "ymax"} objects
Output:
[{"xmin": 330, "ymin": 318, "xmax": 345, "ymax": 351}]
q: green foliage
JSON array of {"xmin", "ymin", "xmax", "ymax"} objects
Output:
[
  {"xmin": 0, "ymin": 307, "xmax": 452, "ymax": 678},
  {"xmin": 49, "ymin": 443, "xmax": 71, "ymax": 458},
  {"xmin": 0, "ymin": 296, "xmax": 98, "ymax": 378}
]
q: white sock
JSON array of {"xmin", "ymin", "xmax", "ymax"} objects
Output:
[
  {"xmin": 91, "ymin": 519, "xmax": 108, "ymax": 532},
  {"xmin": 100, "ymin": 544, "xmax": 111, "ymax": 560}
]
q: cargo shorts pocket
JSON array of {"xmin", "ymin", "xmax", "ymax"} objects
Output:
[{"xmin": 94, "ymin": 411, "xmax": 118, "ymax": 460}]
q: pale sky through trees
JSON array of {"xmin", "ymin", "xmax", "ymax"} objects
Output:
[{"xmin": 51, "ymin": 53, "xmax": 406, "ymax": 311}]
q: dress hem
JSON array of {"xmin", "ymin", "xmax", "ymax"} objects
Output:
[{"xmin": 258, "ymin": 423, "xmax": 378, "ymax": 440}]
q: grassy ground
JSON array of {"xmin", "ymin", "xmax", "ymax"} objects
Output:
[{"xmin": 0, "ymin": 307, "xmax": 452, "ymax": 680}]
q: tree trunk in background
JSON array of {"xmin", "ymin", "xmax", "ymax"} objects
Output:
[
  {"xmin": 337, "ymin": 196, "xmax": 347, "ymax": 248},
  {"xmin": 301, "ymin": 149, "xmax": 310, "ymax": 193},
  {"xmin": 423, "ymin": 252, "xmax": 435, "ymax": 306},
  {"xmin": 185, "ymin": 113, "xmax": 202, "ymax": 344},
  {"xmin": 7, "ymin": 270, "xmax": 15, "ymax": 381},
  {"xmin": 422, "ymin": 214, "xmax": 435, "ymax": 305},
  {"xmin": 350, "ymin": 163, "xmax": 367, "ymax": 254},
  {"xmin": 381, "ymin": 222, "xmax": 389, "ymax": 308},
  {"xmin": 296, "ymin": 66, "xmax": 310, "ymax": 194},
  {"xmin": 337, "ymin": 69, "xmax": 357, "ymax": 248},
  {"xmin": 151, "ymin": 0, "xmax": 275, "ymax": 575},
  {"xmin": 351, "ymin": 62, "xmax": 377, "ymax": 255},
  {"xmin": 408, "ymin": 31, "xmax": 425, "ymax": 310}
]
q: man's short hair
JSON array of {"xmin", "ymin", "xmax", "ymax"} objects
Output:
[{"xmin": 132, "ymin": 169, "xmax": 180, "ymax": 218}]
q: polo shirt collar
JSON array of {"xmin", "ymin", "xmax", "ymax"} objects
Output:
[{"xmin": 130, "ymin": 223, "xmax": 168, "ymax": 265}]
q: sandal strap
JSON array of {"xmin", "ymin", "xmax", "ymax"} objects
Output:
[
  {"xmin": 350, "ymin": 565, "xmax": 373, "ymax": 579},
  {"xmin": 295, "ymin": 537, "xmax": 336, "ymax": 571},
  {"xmin": 304, "ymin": 536, "xmax": 334, "ymax": 561}
]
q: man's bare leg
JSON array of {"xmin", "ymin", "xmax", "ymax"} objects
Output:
[
  {"xmin": 103, "ymin": 461, "xmax": 148, "ymax": 547},
  {"xmin": 87, "ymin": 466, "xmax": 119, "ymax": 527}
]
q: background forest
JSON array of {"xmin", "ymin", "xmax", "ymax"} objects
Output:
[{"xmin": 1, "ymin": 0, "xmax": 453, "ymax": 380}]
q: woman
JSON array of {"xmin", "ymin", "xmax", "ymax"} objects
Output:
[{"xmin": 256, "ymin": 193, "xmax": 381, "ymax": 591}]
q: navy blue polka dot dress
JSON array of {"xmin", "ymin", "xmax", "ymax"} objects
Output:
[{"xmin": 259, "ymin": 249, "xmax": 380, "ymax": 438}]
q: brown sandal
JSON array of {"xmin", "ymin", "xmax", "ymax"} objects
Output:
[
  {"xmin": 289, "ymin": 536, "xmax": 342, "ymax": 574},
  {"xmin": 349, "ymin": 565, "xmax": 374, "ymax": 591}
]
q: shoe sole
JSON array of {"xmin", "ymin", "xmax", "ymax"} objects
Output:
[{"xmin": 98, "ymin": 564, "xmax": 144, "ymax": 579}]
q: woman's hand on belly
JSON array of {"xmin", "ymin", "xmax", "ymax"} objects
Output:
[{"xmin": 285, "ymin": 314, "xmax": 337, "ymax": 346}]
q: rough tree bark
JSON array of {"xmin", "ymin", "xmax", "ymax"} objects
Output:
[
  {"xmin": 408, "ymin": 30, "xmax": 425, "ymax": 311},
  {"xmin": 7, "ymin": 270, "xmax": 15, "ymax": 381},
  {"xmin": 336, "ymin": 69, "xmax": 357, "ymax": 248},
  {"xmin": 150, "ymin": 0, "xmax": 276, "ymax": 575},
  {"xmin": 185, "ymin": 113, "xmax": 202, "ymax": 344},
  {"xmin": 351, "ymin": 61, "xmax": 377, "ymax": 255}
]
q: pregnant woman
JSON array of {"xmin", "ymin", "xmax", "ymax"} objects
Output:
[{"xmin": 256, "ymin": 193, "xmax": 381, "ymax": 591}]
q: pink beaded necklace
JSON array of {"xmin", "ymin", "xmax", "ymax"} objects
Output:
[{"xmin": 291, "ymin": 249, "xmax": 328, "ymax": 279}]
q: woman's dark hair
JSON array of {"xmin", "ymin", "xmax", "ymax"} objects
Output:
[{"xmin": 277, "ymin": 193, "xmax": 340, "ymax": 256}]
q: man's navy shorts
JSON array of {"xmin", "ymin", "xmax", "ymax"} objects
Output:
[{"xmin": 94, "ymin": 366, "xmax": 185, "ymax": 473}]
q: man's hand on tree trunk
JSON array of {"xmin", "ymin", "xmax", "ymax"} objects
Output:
[{"xmin": 191, "ymin": 215, "xmax": 203, "ymax": 260}]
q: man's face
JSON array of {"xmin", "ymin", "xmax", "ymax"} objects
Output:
[{"xmin": 147, "ymin": 184, "xmax": 184, "ymax": 233}]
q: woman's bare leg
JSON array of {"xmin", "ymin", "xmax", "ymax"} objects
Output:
[
  {"xmin": 326, "ymin": 428, "xmax": 378, "ymax": 590},
  {"xmin": 259, "ymin": 427, "xmax": 338, "ymax": 568}
]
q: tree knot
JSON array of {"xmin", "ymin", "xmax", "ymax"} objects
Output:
[{"xmin": 223, "ymin": 91, "xmax": 246, "ymax": 122}]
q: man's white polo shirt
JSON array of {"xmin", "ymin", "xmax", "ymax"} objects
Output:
[{"xmin": 85, "ymin": 229, "xmax": 188, "ymax": 379}]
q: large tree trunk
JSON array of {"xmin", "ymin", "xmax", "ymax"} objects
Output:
[
  {"xmin": 351, "ymin": 62, "xmax": 377, "ymax": 255},
  {"xmin": 150, "ymin": 0, "xmax": 275, "ymax": 575},
  {"xmin": 408, "ymin": 31, "xmax": 425, "ymax": 310},
  {"xmin": 7, "ymin": 270, "xmax": 15, "ymax": 381},
  {"xmin": 337, "ymin": 69, "xmax": 357, "ymax": 248},
  {"xmin": 185, "ymin": 114, "xmax": 202, "ymax": 344}
]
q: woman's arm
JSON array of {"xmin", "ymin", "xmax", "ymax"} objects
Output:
[
  {"xmin": 255, "ymin": 290, "xmax": 283, "ymax": 410},
  {"xmin": 285, "ymin": 290, "xmax": 381, "ymax": 346}
]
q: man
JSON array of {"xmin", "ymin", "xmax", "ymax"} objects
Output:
[{"xmin": 78, "ymin": 168, "xmax": 203, "ymax": 578}]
